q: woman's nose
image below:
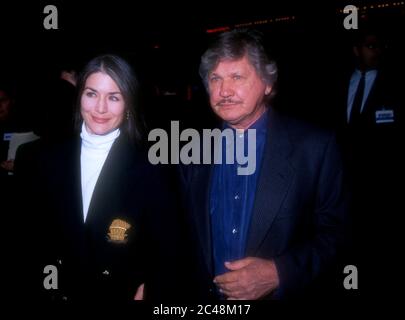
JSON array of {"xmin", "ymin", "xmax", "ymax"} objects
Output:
[{"xmin": 95, "ymin": 97, "xmax": 107, "ymax": 113}]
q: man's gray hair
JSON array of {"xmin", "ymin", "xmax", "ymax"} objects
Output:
[{"xmin": 199, "ymin": 29, "xmax": 278, "ymax": 100}]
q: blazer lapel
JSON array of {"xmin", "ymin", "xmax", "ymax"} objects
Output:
[
  {"xmin": 246, "ymin": 109, "xmax": 295, "ymax": 255},
  {"xmin": 85, "ymin": 135, "xmax": 131, "ymax": 227}
]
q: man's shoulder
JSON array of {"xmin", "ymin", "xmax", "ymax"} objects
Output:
[
  {"xmin": 269, "ymin": 110, "xmax": 342, "ymax": 170},
  {"xmin": 272, "ymin": 109, "xmax": 336, "ymax": 145}
]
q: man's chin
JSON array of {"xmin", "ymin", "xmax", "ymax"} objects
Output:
[{"xmin": 216, "ymin": 110, "xmax": 241, "ymax": 123}]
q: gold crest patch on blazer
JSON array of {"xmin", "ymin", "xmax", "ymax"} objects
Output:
[{"xmin": 107, "ymin": 219, "xmax": 131, "ymax": 243}]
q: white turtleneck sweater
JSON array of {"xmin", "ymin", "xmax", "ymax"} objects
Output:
[{"xmin": 80, "ymin": 123, "xmax": 120, "ymax": 222}]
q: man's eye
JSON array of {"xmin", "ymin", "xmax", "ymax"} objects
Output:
[
  {"xmin": 233, "ymin": 75, "xmax": 242, "ymax": 80},
  {"xmin": 210, "ymin": 76, "xmax": 219, "ymax": 82}
]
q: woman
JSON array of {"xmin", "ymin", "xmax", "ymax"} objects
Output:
[{"xmin": 29, "ymin": 54, "xmax": 185, "ymax": 302}]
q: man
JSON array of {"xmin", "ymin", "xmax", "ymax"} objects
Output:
[
  {"xmin": 336, "ymin": 28, "xmax": 403, "ymax": 297},
  {"xmin": 341, "ymin": 29, "xmax": 402, "ymax": 131},
  {"xmin": 180, "ymin": 29, "xmax": 349, "ymax": 300}
]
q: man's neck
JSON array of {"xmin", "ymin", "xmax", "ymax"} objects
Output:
[
  {"xmin": 356, "ymin": 65, "xmax": 378, "ymax": 73},
  {"xmin": 228, "ymin": 107, "xmax": 267, "ymax": 131}
]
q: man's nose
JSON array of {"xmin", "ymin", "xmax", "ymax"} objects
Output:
[{"xmin": 219, "ymin": 80, "xmax": 234, "ymax": 98}]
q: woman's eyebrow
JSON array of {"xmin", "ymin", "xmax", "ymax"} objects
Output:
[
  {"xmin": 84, "ymin": 86, "xmax": 97, "ymax": 92},
  {"xmin": 84, "ymin": 87, "xmax": 121, "ymax": 95}
]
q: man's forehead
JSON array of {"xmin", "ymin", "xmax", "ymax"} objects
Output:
[{"xmin": 211, "ymin": 56, "xmax": 254, "ymax": 74}]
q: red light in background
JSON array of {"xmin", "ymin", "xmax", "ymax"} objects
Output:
[{"xmin": 206, "ymin": 26, "xmax": 230, "ymax": 34}]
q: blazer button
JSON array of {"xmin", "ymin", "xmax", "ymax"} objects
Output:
[{"xmin": 102, "ymin": 270, "xmax": 110, "ymax": 276}]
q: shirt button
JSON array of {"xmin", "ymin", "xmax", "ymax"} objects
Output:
[
  {"xmin": 234, "ymin": 194, "xmax": 239, "ymax": 200},
  {"xmin": 232, "ymin": 228, "xmax": 238, "ymax": 234},
  {"xmin": 102, "ymin": 270, "xmax": 110, "ymax": 276}
]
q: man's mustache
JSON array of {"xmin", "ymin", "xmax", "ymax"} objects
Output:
[{"xmin": 216, "ymin": 99, "xmax": 242, "ymax": 106}]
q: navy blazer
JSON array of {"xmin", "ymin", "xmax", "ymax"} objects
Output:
[
  {"xmin": 21, "ymin": 133, "xmax": 186, "ymax": 302},
  {"xmin": 180, "ymin": 108, "xmax": 350, "ymax": 300}
]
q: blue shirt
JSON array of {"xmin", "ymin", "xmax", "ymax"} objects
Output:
[{"xmin": 210, "ymin": 110, "xmax": 268, "ymax": 276}]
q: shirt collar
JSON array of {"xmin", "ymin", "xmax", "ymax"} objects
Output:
[
  {"xmin": 355, "ymin": 69, "xmax": 378, "ymax": 77},
  {"xmin": 80, "ymin": 122, "xmax": 120, "ymax": 150}
]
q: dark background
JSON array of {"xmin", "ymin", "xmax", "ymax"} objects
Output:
[
  {"xmin": 1, "ymin": 0, "xmax": 404, "ymax": 305},
  {"xmin": 1, "ymin": 0, "xmax": 404, "ymax": 131}
]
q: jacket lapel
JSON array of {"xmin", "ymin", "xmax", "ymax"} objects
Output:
[
  {"xmin": 246, "ymin": 109, "xmax": 295, "ymax": 255},
  {"xmin": 85, "ymin": 134, "xmax": 131, "ymax": 227}
]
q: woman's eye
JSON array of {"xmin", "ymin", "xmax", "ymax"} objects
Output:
[
  {"xmin": 85, "ymin": 91, "xmax": 96, "ymax": 97},
  {"xmin": 109, "ymin": 95, "xmax": 120, "ymax": 102}
]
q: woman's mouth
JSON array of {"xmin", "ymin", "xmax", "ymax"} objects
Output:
[{"xmin": 92, "ymin": 116, "xmax": 109, "ymax": 124}]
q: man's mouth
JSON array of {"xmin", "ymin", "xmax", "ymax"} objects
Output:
[{"xmin": 217, "ymin": 100, "xmax": 241, "ymax": 107}]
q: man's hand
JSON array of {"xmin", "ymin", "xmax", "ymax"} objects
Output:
[
  {"xmin": 213, "ymin": 257, "xmax": 279, "ymax": 300},
  {"xmin": 134, "ymin": 283, "xmax": 144, "ymax": 300}
]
